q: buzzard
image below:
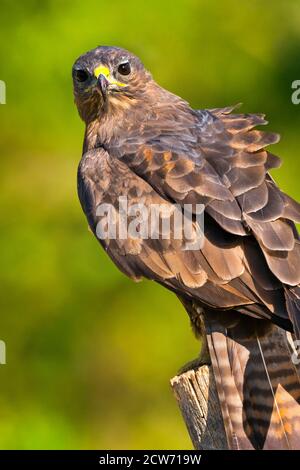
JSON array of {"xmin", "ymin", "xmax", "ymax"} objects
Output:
[{"xmin": 73, "ymin": 46, "xmax": 300, "ymax": 449}]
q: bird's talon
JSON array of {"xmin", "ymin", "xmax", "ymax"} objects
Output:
[{"xmin": 178, "ymin": 356, "xmax": 211, "ymax": 375}]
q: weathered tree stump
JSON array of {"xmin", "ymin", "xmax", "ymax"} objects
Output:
[{"xmin": 171, "ymin": 365, "xmax": 228, "ymax": 450}]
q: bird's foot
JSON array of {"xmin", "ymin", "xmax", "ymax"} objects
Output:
[{"xmin": 178, "ymin": 355, "xmax": 211, "ymax": 375}]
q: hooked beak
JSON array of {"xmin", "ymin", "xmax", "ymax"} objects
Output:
[
  {"xmin": 93, "ymin": 64, "xmax": 126, "ymax": 100},
  {"xmin": 97, "ymin": 74, "xmax": 109, "ymax": 100}
]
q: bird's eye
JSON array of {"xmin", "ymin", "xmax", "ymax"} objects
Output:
[
  {"xmin": 117, "ymin": 62, "xmax": 131, "ymax": 76},
  {"xmin": 74, "ymin": 69, "xmax": 89, "ymax": 82}
]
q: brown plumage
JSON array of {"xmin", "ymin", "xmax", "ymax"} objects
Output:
[{"xmin": 73, "ymin": 46, "xmax": 300, "ymax": 449}]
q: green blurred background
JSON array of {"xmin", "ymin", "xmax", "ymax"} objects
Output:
[{"xmin": 0, "ymin": 0, "xmax": 300, "ymax": 449}]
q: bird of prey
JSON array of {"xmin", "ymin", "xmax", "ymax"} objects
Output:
[{"xmin": 73, "ymin": 46, "xmax": 300, "ymax": 450}]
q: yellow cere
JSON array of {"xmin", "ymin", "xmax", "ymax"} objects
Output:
[
  {"xmin": 93, "ymin": 65, "xmax": 110, "ymax": 78},
  {"xmin": 93, "ymin": 65, "xmax": 126, "ymax": 87}
]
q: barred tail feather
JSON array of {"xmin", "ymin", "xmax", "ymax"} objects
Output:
[{"xmin": 204, "ymin": 316, "xmax": 300, "ymax": 450}]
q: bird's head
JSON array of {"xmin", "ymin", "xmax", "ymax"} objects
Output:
[{"xmin": 72, "ymin": 46, "xmax": 152, "ymax": 123}]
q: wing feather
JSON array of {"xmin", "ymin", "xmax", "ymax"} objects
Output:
[{"xmin": 79, "ymin": 103, "xmax": 300, "ymax": 336}]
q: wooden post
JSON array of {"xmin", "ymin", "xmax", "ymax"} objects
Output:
[{"xmin": 170, "ymin": 364, "xmax": 228, "ymax": 450}]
